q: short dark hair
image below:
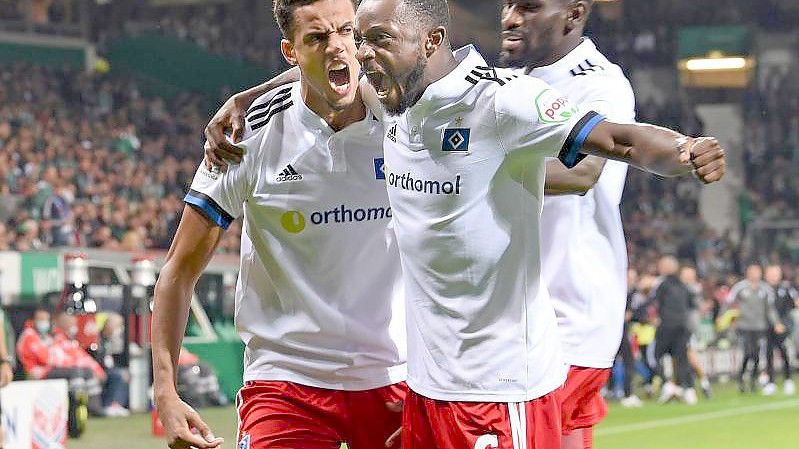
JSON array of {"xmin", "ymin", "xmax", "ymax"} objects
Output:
[
  {"xmin": 273, "ymin": 0, "xmax": 358, "ymax": 40},
  {"xmin": 396, "ymin": 0, "xmax": 450, "ymax": 31}
]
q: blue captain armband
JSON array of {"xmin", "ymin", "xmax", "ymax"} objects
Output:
[
  {"xmin": 184, "ymin": 189, "xmax": 235, "ymax": 230},
  {"xmin": 557, "ymin": 111, "xmax": 606, "ymax": 169}
]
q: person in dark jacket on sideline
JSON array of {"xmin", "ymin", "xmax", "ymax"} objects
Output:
[
  {"xmin": 762, "ymin": 265, "xmax": 796, "ymax": 395},
  {"xmin": 652, "ymin": 256, "xmax": 697, "ymax": 404}
]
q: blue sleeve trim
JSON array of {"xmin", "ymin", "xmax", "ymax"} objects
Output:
[
  {"xmin": 184, "ymin": 189, "xmax": 234, "ymax": 230},
  {"xmin": 558, "ymin": 111, "xmax": 605, "ymax": 169}
]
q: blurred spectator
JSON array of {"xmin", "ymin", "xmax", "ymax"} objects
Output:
[
  {"xmin": 16, "ymin": 307, "xmax": 106, "ymax": 416},
  {"xmin": 726, "ymin": 264, "xmax": 783, "ymax": 393},
  {"xmin": 41, "ymin": 181, "xmax": 74, "ymax": 246},
  {"xmin": 630, "ymin": 274, "xmax": 658, "ymax": 395},
  {"xmin": 16, "ymin": 306, "xmax": 56, "ymax": 380},
  {"xmin": 652, "ymin": 256, "xmax": 697, "ymax": 405},
  {"xmin": 176, "ymin": 348, "xmax": 228, "ymax": 409},
  {"xmin": 0, "ymin": 306, "xmax": 12, "ymax": 444},
  {"xmin": 763, "ymin": 265, "xmax": 796, "ymax": 395},
  {"xmin": 52, "ymin": 311, "xmax": 107, "ymax": 416},
  {"xmin": 680, "ymin": 265, "xmax": 713, "ymax": 399},
  {"xmin": 95, "ymin": 313, "xmax": 130, "ymax": 416},
  {"xmin": 0, "ymin": 62, "xmax": 243, "ymax": 253},
  {"xmin": 617, "ymin": 268, "xmax": 644, "ymax": 408}
]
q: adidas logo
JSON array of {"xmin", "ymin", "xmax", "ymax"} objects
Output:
[
  {"xmin": 387, "ymin": 124, "xmax": 397, "ymax": 142},
  {"xmin": 276, "ymin": 164, "xmax": 303, "ymax": 183}
]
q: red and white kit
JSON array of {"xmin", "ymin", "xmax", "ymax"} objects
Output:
[
  {"xmin": 529, "ymin": 38, "xmax": 636, "ymax": 436},
  {"xmin": 185, "ymin": 82, "xmax": 407, "ymax": 449},
  {"xmin": 372, "ymin": 46, "xmax": 606, "ymax": 448}
]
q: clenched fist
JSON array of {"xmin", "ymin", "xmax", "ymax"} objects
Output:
[{"xmin": 687, "ymin": 137, "xmax": 726, "ymax": 184}]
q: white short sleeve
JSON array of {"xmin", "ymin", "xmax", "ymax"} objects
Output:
[
  {"xmin": 495, "ymin": 76, "xmax": 605, "ymax": 168},
  {"xmin": 184, "ymin": 135, "xmax": 258, "ymax": 230},
  {"xmin": 579, "ymin": 79, "xmax": 636, "ymax": 124}
]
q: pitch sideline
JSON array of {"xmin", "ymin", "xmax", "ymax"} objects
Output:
[{"xmin": 596, "ymin": 399, "xmax": 799, "ymax": 436}]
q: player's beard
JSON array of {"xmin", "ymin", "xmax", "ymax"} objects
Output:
[
  {"xmin": 499, "ymin": 45, "xmax": 527, "ymax": 69},
  {"xmin": 385, "ymin": 51, "xmax": 427, "ymax": 116},
  {"xmin": 499, "ymin": 21, "xmax": 559, "ymax": 70}
]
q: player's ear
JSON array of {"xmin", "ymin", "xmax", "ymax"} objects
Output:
[
  {"xmin": 426, "ymin": 26, "xmax": 446, "ymax": 58},
  {"xmin": 281, "ymin": 39, "xmax": 298, "ymax": 66},
  {"xmin": 565, "ymin": 1, "xmax": 589, "ymax": 33}
]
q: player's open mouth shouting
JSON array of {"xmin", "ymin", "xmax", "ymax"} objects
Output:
[
  {"xmin": 327, "ymin": 58, "xmax": 352, "ymax": 97},
  {"xmin": 364, "ymin": 68, "xmax": 390, "ymax": 100}
]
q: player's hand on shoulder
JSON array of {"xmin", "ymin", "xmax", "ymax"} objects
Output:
[
  {"xmin": 204, "ymin": 92, "xmax": 251, "ymax": 170},
  {"xmin": 686, "ymin": 137, "xmax": 726, "ymax": 184},
  {"xmin": 157, "ymin": 394, "xmax": 224, "ymax": 449}
]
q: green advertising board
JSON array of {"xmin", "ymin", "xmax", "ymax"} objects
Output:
[
  {"xmin": 678, "ymin": 26, "xmax": 752, "ymax": 60},
  {"xmin": 0, "ymin": 42, "xmax": 85, "ymax": 68},
  {"xmin": 20, "ymin": 252, "xmax": 62, "ymax": 302}
]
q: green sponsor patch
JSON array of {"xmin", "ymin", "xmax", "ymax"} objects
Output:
[{"xmin": 535, "ymin": 89, "xmax": 579, "ymax": 123}]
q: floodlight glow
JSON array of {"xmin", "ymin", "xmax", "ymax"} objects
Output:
[{"xmin": 684, "ymin": 57, "xmax": 748, "ymax": 71}]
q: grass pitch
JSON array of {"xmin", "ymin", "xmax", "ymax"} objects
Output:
[{"xmin": 70, "ymin": 384, "xmax": 798, "ymax": 449}]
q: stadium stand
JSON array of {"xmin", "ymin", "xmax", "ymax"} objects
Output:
[{"xmin": 0, "ymin": 62, "xmax": 242, "ymax": 254}]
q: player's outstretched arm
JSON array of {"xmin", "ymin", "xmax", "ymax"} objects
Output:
[
  {"xmin": 152, "ymin": 206, "xmax": 225, "ymax": 449},
  {"xmin": 544, "ymin": 155, "xmax": 607, "ymax": 195},
  {"xmin": 204, "ymin": 67, "xmax": 301, "ymax": 169},
  {"xmin": 582, "ymin": 121, "xmax": 726, "ymax": 183}
]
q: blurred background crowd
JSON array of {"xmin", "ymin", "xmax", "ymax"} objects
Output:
[
  {"xmin": 1, "ymin": 0, "xmax": 797, "ymax": 269},
  {"xmin": 0, "ymin": 0, "xmax": 798, "ymax": 417}
]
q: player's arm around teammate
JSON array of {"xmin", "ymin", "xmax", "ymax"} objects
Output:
[
  {"xmin": 203, "ymin": 68, "xmax": 300, "ymax": 168},
  {"xmin": 152, "ymin": 207, "xmax": 226, "ymax": 449}
]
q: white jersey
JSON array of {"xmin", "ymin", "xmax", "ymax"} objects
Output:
[
  {"xmin": 185, "ymin": 82, "xmax": 407, "ymax": 390},
  {"xmin": 379, "ymin": 46, "xmax": 604, "ymax": 402},
  {"xmin": 525, "ymin": 39, "xmax": 636, "ymax": 369}
]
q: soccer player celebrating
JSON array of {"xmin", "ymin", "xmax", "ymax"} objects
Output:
[
  {"xmin": 205, "ymin": 1, "xmax": 725, "ymax": 447},
  {"xmin": 499, "ymin": 1, "xmax": 643, "ymax": 445},
  {"xmin": 150, "ymin": 1, "xmax": 407, "ymax": 449},
  {"xmin": 354, "ymin": 0, "xmax": 722, "ymax": 447}
]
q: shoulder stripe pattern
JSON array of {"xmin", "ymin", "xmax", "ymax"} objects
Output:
[
  {"xmin": 558, "ymin": 111, "xmax": 605, "ymax": 169},
  {"xmin": 184, "ymin": 189, "xmax": 235, "ymax": 230},
  {"xmin": 246, "ymin": 87, "xmax": 291, "ymax": 115},
  {"xmin": 250, "ymin": 102, "xmax": 293, "ymax": 131},
  {"xmin": 246, "ymin": 87, "xmax": 294, "ymax": 131},
  {"xmin": 465, "ymin": 66, "xmax": 519, "ymax": 85},
  {"xmin": 570, "ymin": 59, "xmax": 605, "ymax": 77}
]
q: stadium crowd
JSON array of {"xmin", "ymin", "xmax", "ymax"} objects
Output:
[{"xmin": 0, "ymin": 62, "xmax": 243, "ymax": 254}]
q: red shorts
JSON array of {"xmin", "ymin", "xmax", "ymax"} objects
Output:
[
  {"xmin": 236, "ymin": 380, "xmax": 406, "ymax": 449},
  {"xmin": 556, "ymin": 366, "xmax": 610, "ymax": 433},
  {"xmin": 402, "ymin": 389, "xmax": 561, "ymax": 449}
]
